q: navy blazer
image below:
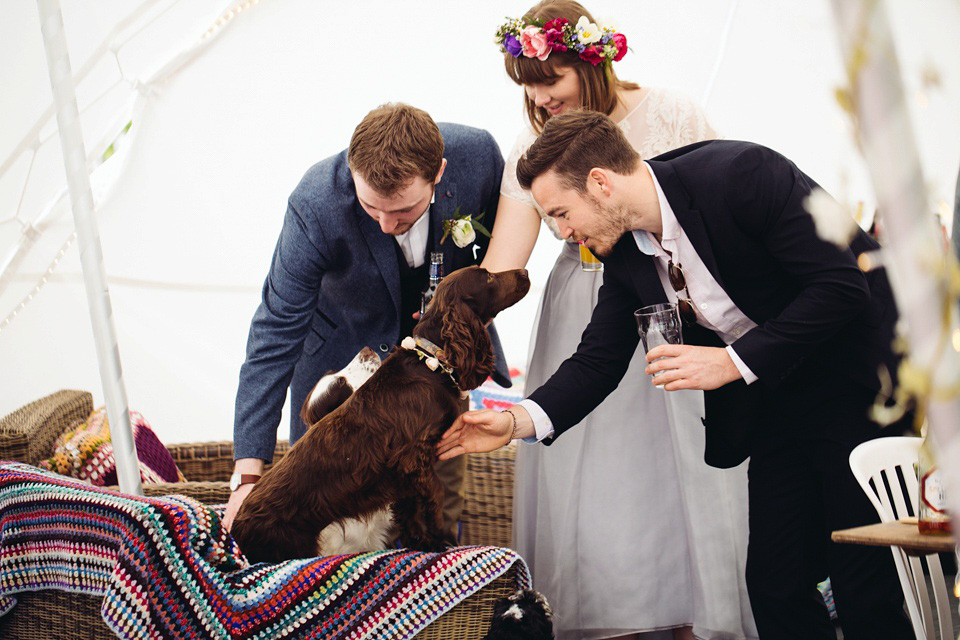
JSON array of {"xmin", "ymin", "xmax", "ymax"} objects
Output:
[
  {"xmin": 235, "ymin": 123, "xmax": 507, "ymax": 461},
  {"xmin": 528, "ymin": 140, "xmax": 900, "ymax": 468}
]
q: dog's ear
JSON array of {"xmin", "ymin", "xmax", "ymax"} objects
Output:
[
  {"xmin": 301, "ymin": 376, "xmax": 353, "ymax": 426},
  {"xmin": 440, "ymin": 299, "xmax": 494, "ymax": 391}
]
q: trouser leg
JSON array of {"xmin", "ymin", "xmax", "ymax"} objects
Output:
[
  {"xmin": 433, "ymin": 453, "xmax": 467, "ymax": 542},
  {"xmin": 816, "ymin": 425, "xmax": 913, "ymax": 640},
  {"xmin": 745, "ymin": 441, "xmax": 836, "ymax": 640}
]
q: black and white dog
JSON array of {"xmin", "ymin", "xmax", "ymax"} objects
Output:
[
  {"xmin": 483, "ymin": 589, "xmax": 555, "ymax": 640},
  {"xmin": 300, "ymin": 346, "xmax": 394, "ymax": 555},
  {"xmin": 301, "ymin": 346, "xmax": 382, "ymax": 424}
]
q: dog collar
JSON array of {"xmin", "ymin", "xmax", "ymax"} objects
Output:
[{"xmin": 400, "ymin": 336, "xmax": 468, "ymax": 399}]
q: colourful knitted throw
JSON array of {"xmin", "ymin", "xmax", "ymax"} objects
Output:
[{"xmin": 0, "ymin": 462, "xmax": 529, "ymax": 639}]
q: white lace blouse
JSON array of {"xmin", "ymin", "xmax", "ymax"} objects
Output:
[{"xmin": 500, "ymin": 87, "xmax": 718, "ymax": 239}]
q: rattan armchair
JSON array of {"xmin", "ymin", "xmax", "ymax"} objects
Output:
[{"xmin": 0, "ymin": 390, "xmax": 518, "ymax": 639}]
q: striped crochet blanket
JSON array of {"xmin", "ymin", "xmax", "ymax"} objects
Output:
[{"xmin": 0, "ymin": 462, "xmax": 529, "ymax": 639}]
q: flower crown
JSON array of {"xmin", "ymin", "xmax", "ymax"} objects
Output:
[{"xmin": 495, "ymin": 15, "xmax": 627, "ymax": 67}]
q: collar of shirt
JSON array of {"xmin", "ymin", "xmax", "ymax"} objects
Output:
[
  {"xmin": 631, "ymin": 162, "xmax": 758, "ymax": 348},
  {"xmin": 394, "ymin": 205, "xmax": 431, "ymax": 268},
  {"xmin": 631, "ymin": 162, "xmax": 675, "ymax": 260}
]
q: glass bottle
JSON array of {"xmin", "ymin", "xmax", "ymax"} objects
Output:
[
  {"xmin": 918, "ymin": 424, "xmax": 951, "ymax": 534},
  {"xmin": 420, "ymin": 252, "xmax": 444, "ymax": 315}
]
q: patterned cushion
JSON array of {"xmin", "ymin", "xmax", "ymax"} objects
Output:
[{"xmin": 39, "ymin": 407, "xmax": 184, "ymax": 485}]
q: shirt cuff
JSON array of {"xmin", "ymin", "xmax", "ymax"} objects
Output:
[
  {"xmin": 518, "ymin": 399, "xmax": 555, "ymax": 442},
  {"xmin": 726, "ymin": 345, "xmax": 758, "ymax": 385}
]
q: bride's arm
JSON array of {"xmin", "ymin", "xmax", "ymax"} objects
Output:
[{"xmin": 481, "ymin": 193, "xmax": 542, "ymax": 272}]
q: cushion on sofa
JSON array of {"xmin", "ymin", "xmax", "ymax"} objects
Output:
[{"xmin": 39, "ymin": 407, "xmax": 184, "ymax": 485}]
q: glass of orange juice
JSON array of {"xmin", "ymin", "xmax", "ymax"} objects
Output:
[{"xmin": 579, "ymin": 241, "xmax": 603, "ymax": 272}]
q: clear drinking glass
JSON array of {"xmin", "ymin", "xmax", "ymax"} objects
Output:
[
  {"xmin": 579, "ymin": 241, "xmax": 603, "ymax": 272},
  {"xmin": 634, "ymin": 303, "xmax": 683, "ymax": 389}
]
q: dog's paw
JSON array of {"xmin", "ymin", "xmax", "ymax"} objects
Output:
[{"xmin": 405, "ymin": 531, "xmax": 457, "ymax": 553}]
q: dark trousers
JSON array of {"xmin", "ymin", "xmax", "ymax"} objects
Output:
[{"xmin": 744, "ymin": 387, "xmax": 913, "ymax": 640}]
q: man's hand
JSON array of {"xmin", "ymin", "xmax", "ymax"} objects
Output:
[
  {"xmin": 223, "ymin": 483, "xmax": 254, "ymax": 532},
  {"xmin": 222, "ymin": 457, "xmax": 264, "ymax": 532},
  {"xmin": 645, "ymin": 344, "xmax": 742, "ymax": 391},
  {"xmin": 437, "ymin": 408, "xmax": 517, "ymax": 460}
]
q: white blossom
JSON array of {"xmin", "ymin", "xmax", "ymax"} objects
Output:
[
  {"xmin": 804, "ymin": 188, "xmax": 858, "ymax": 248},
  {"xmin": 451, "ymin": 219, "xmax": 476, "ymax": 248},
  {"xmin": 576, "ymin": 16, "xmax": 602, "ymax": 44}
]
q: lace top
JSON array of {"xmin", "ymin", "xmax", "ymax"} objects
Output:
[{"xmin": 500, "ymin": 87, "xmax": 718, "ymax": 239}]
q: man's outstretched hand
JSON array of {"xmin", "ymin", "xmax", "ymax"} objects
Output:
[{"xmin": 437, "ymin": 408, "xmax": 517, "ymax": 460}]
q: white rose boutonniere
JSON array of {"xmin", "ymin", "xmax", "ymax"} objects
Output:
[
  {"xmin": 442, "ymin": 206, "xmax": 491, "ymax": 249},
  {"xmin": 451, "ymin": 219, "xmax": 476, "ymax": 247}
]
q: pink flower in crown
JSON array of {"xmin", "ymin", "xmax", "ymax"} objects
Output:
[
  {"xmin": 579, "ymin": 45, "xmax": 605, "ymax": 66},
  {"xmin": 520, "ymin": 25, "xmax": 551, "ymax": 60},
  {"xmin": 543, "ymin": 17, "xmax": 570, "ymax": 32},
  {"xmin": 612, "ymin": 33, "xmax": 628, "ymax": 61},
  {"xmin": 543, "ymin": 17, "xmax": 570, "ymax": 51}
]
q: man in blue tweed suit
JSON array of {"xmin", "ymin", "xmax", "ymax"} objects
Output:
[{"xmin": 224, "ymin": 104, "xmax": 510, "ymax": 536}]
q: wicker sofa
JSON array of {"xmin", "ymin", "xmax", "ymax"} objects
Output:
[{"xmin": 0, "ymin": 390, "xmax": 518, "ymax": 640}]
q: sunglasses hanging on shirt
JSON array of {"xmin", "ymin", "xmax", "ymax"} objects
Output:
[{"xmin": 667, "ymin": 260, "xmax": 698, "ymax": 325}]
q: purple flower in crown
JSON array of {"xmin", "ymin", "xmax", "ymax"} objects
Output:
[{"xmin": 504, "ymin": 34, "xmax": 523, "ymax": 58}]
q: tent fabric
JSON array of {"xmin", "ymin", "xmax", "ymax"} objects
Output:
[{"xmin": 2, "ymin": 0, "xmax": 958, "ymax": 445}]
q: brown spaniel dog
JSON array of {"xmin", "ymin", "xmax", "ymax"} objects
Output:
[{"xmin": 231, "ymin": 266, "xmax": 530, "ymax": 563}]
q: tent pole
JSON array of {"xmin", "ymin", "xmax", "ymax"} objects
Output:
[{"xmin": 37, "ymin": 0, "xmax": 143, "ymax": 495}]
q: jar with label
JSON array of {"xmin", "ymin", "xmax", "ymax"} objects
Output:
[{"xmin": 918, "ymin": 425, "xmax": 951, "ymax": 534}]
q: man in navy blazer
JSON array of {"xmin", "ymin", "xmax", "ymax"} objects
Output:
[
  {"xmin": 439, "ymin": 111, "xmax": 912, "ymax": 639},
  {"xmin": 225, "ymin": 104, "xmax": 510, "ymax": 537}
]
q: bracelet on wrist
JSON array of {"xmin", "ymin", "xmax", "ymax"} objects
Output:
[{"xmin": 504, "ymin": 408, "xmax": 519, "ymax": 440}]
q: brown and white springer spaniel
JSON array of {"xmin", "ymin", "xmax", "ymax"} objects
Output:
[{"xmin": 231, "ymin": 266, "xmax": 530, "ymax": 563}]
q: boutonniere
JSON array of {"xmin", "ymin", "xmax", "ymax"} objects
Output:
[{"xmin": 441, "ymin": 206, "xmax": 491, "ymax": 249}]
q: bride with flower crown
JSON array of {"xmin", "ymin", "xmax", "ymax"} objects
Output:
[{"xmin": 481, "ymin": 2, "xmax": 758, "ymax": 639}]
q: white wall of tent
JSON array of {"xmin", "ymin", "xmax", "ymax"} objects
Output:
[{"xmin": 2, "ymin": 0, "xmax": 958, "ymax": 446}]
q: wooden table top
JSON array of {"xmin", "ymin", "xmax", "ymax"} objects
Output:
[{"xmin": 832, "ymin": 519, "xmax": 955, "ymax": 556}]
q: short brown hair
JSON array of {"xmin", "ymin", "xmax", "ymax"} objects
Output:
[
  {"xmin": 347, "ymin": 103, "xmax": 445, "ymax": 196},
  {"xmin": 517, "ymin": 109, "xmax": 640, "ymax": 192},
  {"xmin": 504, "ymin": 0, "xmax": 639, "ymax": 133}
]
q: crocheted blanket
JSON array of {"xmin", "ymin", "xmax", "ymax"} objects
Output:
[{"xmin": 0, "ymin": 462, "xmax": 529, "ymax": 639}]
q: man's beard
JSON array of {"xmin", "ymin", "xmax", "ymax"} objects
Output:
[{"xmin": 586, "ymin": 195, "xmax": 632, "ymax": 258}]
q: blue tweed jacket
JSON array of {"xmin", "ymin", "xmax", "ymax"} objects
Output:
[{"xmin": 234, "ymin": 123, "xmax": 507, "ymax": 461}]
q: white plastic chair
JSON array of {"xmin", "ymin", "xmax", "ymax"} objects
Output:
[{"xmin": 848, "ymin": 436, "xmax": 954, "ymax": 640}]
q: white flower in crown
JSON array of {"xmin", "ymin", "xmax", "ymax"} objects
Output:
[
  {"xmin": 425, "ymin": 357, "xmax": 440, "ymax": 371},
  {"xmin": 576, "ymin": 16, "xmax": 602, "ymax": 44},
  {"xmin": 401, "ymin": 336, "xmax": 416, "ymax": 350},
  {"xmin": 598, "ymin": 17, "xmax": 619, "ymax": 34},
  {"xmin": 804, "ymin": 188, "xmax": 859, "ymax": 248}
]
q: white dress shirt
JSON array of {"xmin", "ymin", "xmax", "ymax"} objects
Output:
[
  {"xmin": 522, "ymin": 163, "xmax": 758, "ymax": 442},
  {"xmin": 393, "ymin": 206, "xmax": 431, "ymax": 268}
]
